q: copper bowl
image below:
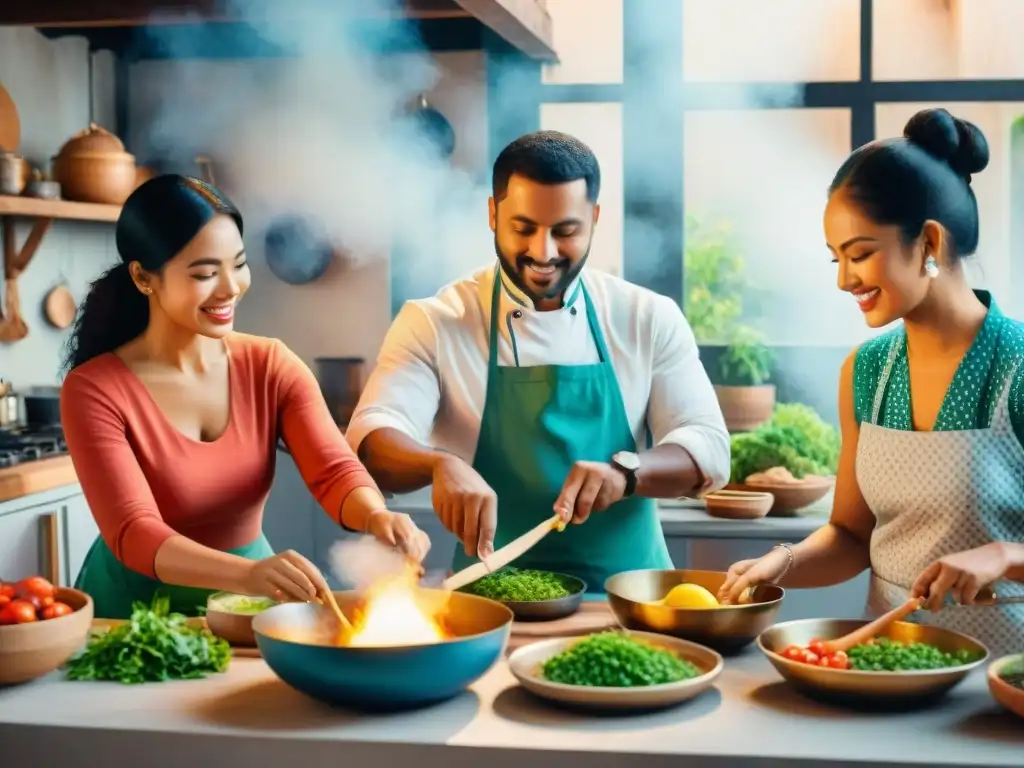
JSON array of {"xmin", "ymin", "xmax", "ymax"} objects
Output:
[
  {"xmin": 758, "ymin": 618, "xmax": 988, "ymax": 709},
  {"xmin": 0, "ymin": 588, "xmax": 94, "ymax": 685},
  {"xmin": 988, "ymin": 654, "xmax": 1024, "ymax": 720},
  {"xmin": 729, "ymin": 476, "xmax": 833, "ymax": 516},
  {"xmin": 605, "ymin": 569, "xmax": 784, "ymax": 654}
]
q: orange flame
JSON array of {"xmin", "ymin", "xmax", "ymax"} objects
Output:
[{"xmin": 341, "ymin": 562, "xmax": 451, "ymax": 647}]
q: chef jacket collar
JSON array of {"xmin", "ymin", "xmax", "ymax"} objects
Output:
[{"xmin": 497, "ymin": 262, "xmax": 583, "ymax": 312}]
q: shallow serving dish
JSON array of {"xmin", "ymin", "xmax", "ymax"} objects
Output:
[
  {"xmin": 987, "ymin": 654, "xmax": 1024, "ymax": 720},
  {"xmin": 605, "ymin": 569, "xmax": 784, "ymax": 654},
  {"xmin": 463, "ymin": 572, "xmax": 586, "ymax": 622},
  {"xmin": 758, "ymin": 618, "xmax": 989, "ymax": 709},
  {"xmin": 703, "ymin": 489, "xmax": 774, "ymax": 520},
  {"xmin": 508, "ymin": 630, "xmax": 723, "ymax": 711},
  {"xmin": 253, "ymin": 588, "xmax": 513, "ymax": 711},
  {"xmin": 0, "ymin": 587, "xmax": 94, "ymax": 685}
]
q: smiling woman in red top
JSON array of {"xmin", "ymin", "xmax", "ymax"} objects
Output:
[{"xmin": 60, "ymin": 174, "xmax": 430, "ymax": 619}]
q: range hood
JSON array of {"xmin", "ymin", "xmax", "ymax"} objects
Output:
[{"xmin": 0, "ymin": 0, "xmax": 557, "ymax": 60}]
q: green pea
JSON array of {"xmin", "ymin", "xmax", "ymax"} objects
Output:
[
  {"xmin": 463, "ymin": 568, "xmax": 573, "ymax": 602},
  {"xmin": 541, "ymin": 631, "xmax": 700, "ymax": 687}
]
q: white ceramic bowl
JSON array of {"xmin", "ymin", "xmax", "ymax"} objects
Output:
[{"xmin": 507, "ymin": 630, "xmax": 723, "ymax": 710}]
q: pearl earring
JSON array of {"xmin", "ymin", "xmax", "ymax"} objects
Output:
[{"xmin": 924, "ymin": 255, "xmax": 939, "ymax": 278}]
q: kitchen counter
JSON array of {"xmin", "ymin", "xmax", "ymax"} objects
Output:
[
  {"xmin": 390, "ymin": 487, "xmax": 831, "ymax": 541},
  {"xmin": 0, "ymin": 455, "xmax": 77, "ymax": 503},
  {"xmin": 1, "ymin": 648, "xmax": 1019, "ymax": 768}
]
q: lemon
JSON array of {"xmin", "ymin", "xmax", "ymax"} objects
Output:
[{"xmin": 662, "ymin": 583, "xmax": 720, "ymax": 609}]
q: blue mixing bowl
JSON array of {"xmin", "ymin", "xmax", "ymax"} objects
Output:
[{"xmin": 252, "ymin": 589, "xmax": 513, "ymax": 711}]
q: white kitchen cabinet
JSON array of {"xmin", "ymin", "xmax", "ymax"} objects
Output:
[
  {"xmin": 61, "ymin": 493, "xmax": 99, "ymax": 587},
  {"xmin": 0, "ymin": 499, "xmax": 61, "ymax": 585}
]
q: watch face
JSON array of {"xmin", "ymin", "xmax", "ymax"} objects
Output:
[{"xmin": 614, "ymin": 452, "xmax": 641, "ymax": 471}]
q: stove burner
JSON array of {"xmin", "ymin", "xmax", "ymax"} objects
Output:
[{"xmin": 0, "ymin": 426, "xmax": 67, "ymax": 468}]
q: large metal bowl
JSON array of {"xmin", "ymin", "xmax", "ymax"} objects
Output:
[
  {"xmin": 604, "ymin": 569, "xmax": 784, "ymax": 653},
  {"xmin": 252, "ymin": 589, "xmax": 513, "ymax": 711},
  {"xmin": 757, "ymin": 618, "xmax": 989, "ymax": 709}
]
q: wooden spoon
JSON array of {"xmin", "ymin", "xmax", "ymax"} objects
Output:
[
  {"xmin": 318, "ymin": 588, "xmax": 353, "ymax": 633},
  {"xmin": 821, "ymin": 597, "xmax": 922, "ymax": 655}
]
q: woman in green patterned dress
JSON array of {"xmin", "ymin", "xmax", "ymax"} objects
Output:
[{"xmin": 719, "ymin": 108, "xmax": 1024, "ymax": 656}]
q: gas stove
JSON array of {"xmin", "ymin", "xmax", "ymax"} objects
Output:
[{"xmin": 0, "ymin": 426, "xmax": 68, "ymax": 469}]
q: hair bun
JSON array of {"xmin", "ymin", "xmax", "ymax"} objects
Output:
[{"xmin": 903, "ymin": 108, "xmax": 990, "ymax": 181}]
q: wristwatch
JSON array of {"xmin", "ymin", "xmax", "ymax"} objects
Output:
[{"xmin": 610, "ymin": 451, "xmax": 641, "ymax": 497}]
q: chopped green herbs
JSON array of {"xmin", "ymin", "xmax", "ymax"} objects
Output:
[
  {"xmin": 541, "ymin": 631, "xmax": 701, "ymax": 687},
  {"xmin": 998, "ymin": 657, "xmax": 1024, "ymax": 690},
  {"xmin": 65, "ymin": 593, "xmax": 231, "ymax": 684},
  {"xmin": 846, "ymin": 637, "xmax": 981, "ymax": 672},
  {"xmin": 208, "ymin": 592, "xmax": 277, "ymax": 615},
  {"xmin": 463, "ymin": 567, "xmax": 575, "ymax": 602}
]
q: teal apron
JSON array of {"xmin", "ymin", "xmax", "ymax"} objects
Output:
[
  {"xmin": 450, "ymin": 269, "xmax": 673, "ymax": 593},
  {"xmin": 75, "ymin": 533, "xmax": 274, "ymax": 619}
]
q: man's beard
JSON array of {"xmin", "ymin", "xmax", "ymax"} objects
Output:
[{"xmin": 494, "ymin": 236, "xmax": 591, "ymax": 305}]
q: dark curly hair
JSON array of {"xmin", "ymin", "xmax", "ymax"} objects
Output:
[{"xmin": 61, "ymin": 174, "xmax": 243, "ymax": 375}]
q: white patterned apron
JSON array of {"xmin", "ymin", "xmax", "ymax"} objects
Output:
[{"xmin": 856, "ymin": 335, "xmax": 1024, "ymax": 658}]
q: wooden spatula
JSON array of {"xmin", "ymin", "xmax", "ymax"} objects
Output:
[{"xmin": 821, "ymin": 597, "xmax": 922, "ymax": 655}]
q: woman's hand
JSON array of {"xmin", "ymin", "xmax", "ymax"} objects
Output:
[
  {"xmin": 718, "ymin": 547, "xmax": 792, "ymax": 604},
  {"xmin": 244, "ymin": 550, "xmax": 332, "ymax": 602},
  {"xmin": 911, "ymin": 543, "xmax": 1010, "ymax": 610},
  {"xmin": 366, "ymin": 510, "xmax": 432, "ymax": 563}
]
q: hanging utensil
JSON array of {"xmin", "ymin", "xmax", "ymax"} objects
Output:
[
  {"xmin": 408, "ymin": 94, "xmax": 455, "ymax": 160},
  {"xmin": 442, "ymin": 514, "xmax": 566, "ymax": 592},
  {"xmin": 263, "ymin": 214, "xmax": 334, "ymax": 285},
  {"xmin": 0, "ymin": 81, "xmax": 19, "ymax": 155},
  {"xmin": 43, "ymin": 248, "xmax": 77, "ymax": 330}
]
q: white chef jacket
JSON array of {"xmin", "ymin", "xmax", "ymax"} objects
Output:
[{"xmin": 346, "ymin": 263, "xmax": 731, "ymax": 492}]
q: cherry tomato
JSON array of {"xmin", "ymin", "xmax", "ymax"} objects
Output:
[
  {"xmin": 828, "ymin": 654, "xmax": 852, "ymax": 670},
  {"xmin": 807, "ymin": 640, "xmax": 828, "ymax": 657},
  {"xmin": 41, "ymin": 602, "xmax": 73, "ymax": 620},
  {"xmin": 0, "ymin": 594, "xmax": 9, "ymax": 609},
  {"xmin": 800, "ymin": 650, "xmax": 820, "ymax": 665},
  {"xmin": 0, "ymin": 599, "xmax": 39, "ymax": 624},
  {"xmin": 14, "ymin": 576, "xmax": 55, "ymax": 601},
  {"xmin": 0, "ymin": 582, "xmax": 14, "ymax": 600},
  {"xmin": 817, "ymin": 655, "xmax": 833, "ymax": 667},
  {"xmin": 781, "ymin": 645, "xmax": 805, "ymax": 661}
]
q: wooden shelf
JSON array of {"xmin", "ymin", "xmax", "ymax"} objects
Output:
[
  {"xmin": 0, "ymin": 195, "xmax": 121, "ymax": 343},
  {"xmin": 0, "ymin": 195, "xmax": 121, "ymax": 223}
]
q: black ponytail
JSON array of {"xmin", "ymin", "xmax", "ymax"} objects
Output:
[
  {"xmin": 61, "ymin": 263, "xmax": 149, "ymax": 374},
  {"xmin": 60, "ymin": 174, "xmax": 242, "ymax": 376}
]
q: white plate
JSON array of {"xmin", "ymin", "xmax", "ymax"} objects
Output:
[{"xmin": 507, "ymin": 630, "xmax": 723, "ymax": 710}]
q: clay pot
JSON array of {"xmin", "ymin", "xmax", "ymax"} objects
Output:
[
  {"xmin": 52, "ymin": 123, "xmax": 136, "ymax": 205},
  {"xmin": 715, "ymin": 384, "xmax": 776, "ymax": 433}
]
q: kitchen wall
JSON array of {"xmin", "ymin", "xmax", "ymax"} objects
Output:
[{"xmin": 0, "ymin": 28, "xmax": 118, "ymax": 386}]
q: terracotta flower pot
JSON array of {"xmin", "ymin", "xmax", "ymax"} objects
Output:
[{"xmin": 715, "ymin": 384, "xmax": 776, "ymax": 433}]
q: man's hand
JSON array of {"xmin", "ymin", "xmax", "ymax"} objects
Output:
[
  {"xmin": 431, "ymin": 455, "xmax": 498, "ymax": 559},
  {"xmin": 553, "ymin": 461, "xmax": 627, "ymax": 524}
]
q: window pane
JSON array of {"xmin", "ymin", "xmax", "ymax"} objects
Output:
[
  {"xmin": 539, "ymin": 103, "xmax": 624, "ymax": 278},
  {"xmin": 874, "ymin": 0, "xmax": 1024, "ymax": 80},
  {"xmin": 541, "ymin": 0, "xmax": 623, "ymax": 85},
  {"xmin": 876, "ymin": 103, "xmax": 1024, "ymax": 318},
  {"xmin": 683, "ymin": 0, "xmax": 860, "ymax": 83},
  {"xmin": 683, "ymin": 108, "xmax": 866, "ymax": 346}
]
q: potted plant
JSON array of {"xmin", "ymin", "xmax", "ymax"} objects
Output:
[{"xmin": 715, "ymin": 325, "xmax": 776, "ymax": 432}]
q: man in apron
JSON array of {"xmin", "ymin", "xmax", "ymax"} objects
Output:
[{"xmin": 346, "ymin": 130, "xmax": 730, "ymax": 593}]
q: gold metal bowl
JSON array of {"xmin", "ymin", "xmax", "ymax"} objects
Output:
[
  {"xmin": 604, "ymin": 569, "xmax": 784, "ymax": 653},
  {"xmin": 757, "ymin": 618, "xmax": 989, "ymax": 709}
]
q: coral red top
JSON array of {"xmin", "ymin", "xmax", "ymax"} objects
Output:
[{"xmin": 60, "ymin": 333, "xmax": 378, "ymax": 578}]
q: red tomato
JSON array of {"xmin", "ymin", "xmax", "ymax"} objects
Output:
[
  {"xmin": 817, "ymin": 655, "xmax": 833, "ymax": 667},
  {"xmin": 807, "ymin": 640, "xmax": 828, "ymax": 657},
  {"xmin": 0, "ymin": 599, "xmax": 38, "ymax": 624},
  {"xmin": 0, "ymin": 582, "xmax": 13, "ymax": 599},
  {"xmin": 0, "ymin": 594, "xmax": 9, "ymax": 609},
  {"xmin": 800, "ymin": 650, "xmax": 820, "ymax": 665},
  {"xmin": 828, "ymin": 654, "xmax": 852, "ymax": 670},
  {"xmin": 14, "ymin": 576, "xmax": 55, "ymax": 601},
  {"xmin": 41, "ymin": 602, "xmax": 73, "ymax": 620},
  {"xmin": 781, "ymin": 645, "xmax": 805, "ymax": 661}
]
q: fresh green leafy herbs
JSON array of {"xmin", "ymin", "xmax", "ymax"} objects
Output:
[
  {"xmin": 463, "ymin": 567, "xmax": 575, "ymax": 602},
  {"xmin": 846, "ymin": 638, "xmax": 981, "ymax": 672},
  {"xmin": 541, "ymin": 631, "xmax": 700, "ymax": 687},
  {"xmin": 65, "ymin": 593, "xmax": 231, "ymax": 684},
  {"xmin": 730, "ymin": 402, "xmax": 840, "ymax": 483},
  {"xmin": 208, "ymin": 592, "xmax": 277, "ymax": 615}
]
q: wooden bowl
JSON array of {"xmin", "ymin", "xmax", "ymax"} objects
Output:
[
  {"xmin": 205, "ymin": 592, "xmax": 279, "ymax": 647},
  {"xmin": 988, "ymin": 654, "xmax": 1024, "ymax": 720},
  {"xmin": 704, "ymin": 489, "xmax": 773, "ymax": 520},
  {"xmin": 0, "ymin": 588, "xmax": 94, "ymax": 685},
  {"xmin": 728, "ymin": 476, "xmax": 833, "ymax": 516}
]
